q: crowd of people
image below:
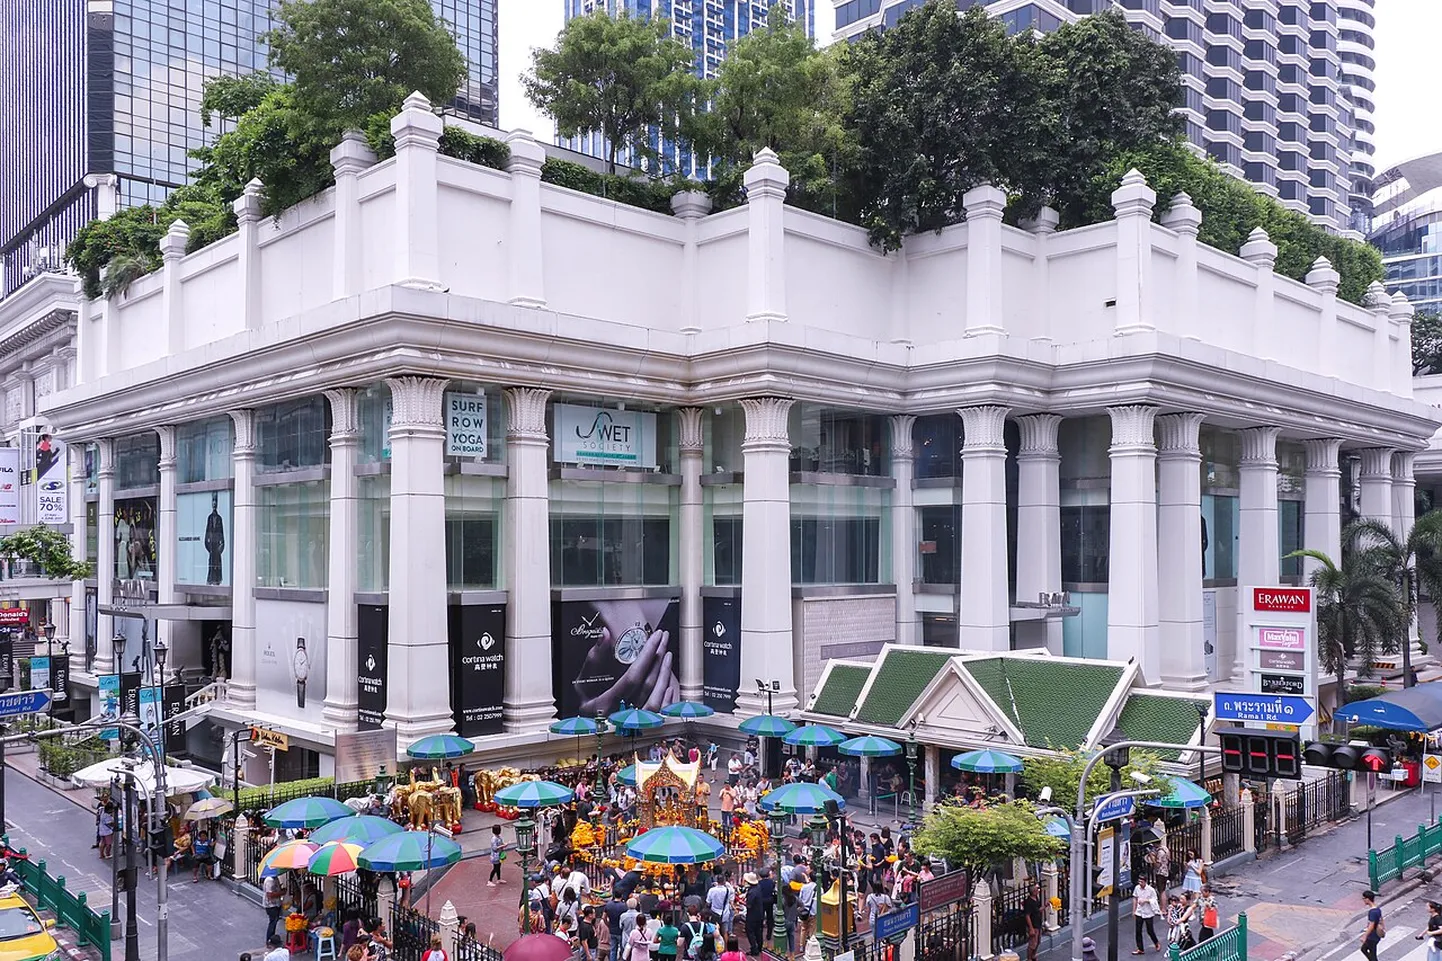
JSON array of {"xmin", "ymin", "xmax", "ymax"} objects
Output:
[{"xmin": 1128, "ymin": 847, "xmax": 1220, "ymax": 952}]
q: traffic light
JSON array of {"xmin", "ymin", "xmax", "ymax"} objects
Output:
[
  {"xmin": 1218, "ymin": 727, "xmax": 1302, "ymax": 780},
  {"xmin": 1302, "ymin": 741, "xmax": 1391, "ymax": 774}
]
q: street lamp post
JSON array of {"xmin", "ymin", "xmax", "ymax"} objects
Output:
[
  {"xmin": 767, "ymin": 806, "xmax": 789, "ymax": 954},
  {"xmin": 151, "ymin": 641, "xmax": 170, "ymax": 958},
  {"xmin": 1101, "ymin": 745, "xmax": 1128, "ymax": 961},
  {"xmin": 594, "ymin": 713, "xmax": 608, "ymax": 766},
  {"xmin": 42, "ymin": 623, "xmax": 55, "ymax": 719},
  {"xmin": 824, "ymin": 799, "xmax": 850, "ymax": 951},
  {"xmin": 904, "ymin": 728, "xmax": 918, "ymax": 832},
  {"xmin": 515, "ymin": 812, "xmax": 537, "ymax": 933}
]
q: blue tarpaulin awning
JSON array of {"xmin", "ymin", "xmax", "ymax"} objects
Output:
[{"xmin": 1333, "ymin": 682, "xmax": 1442, "ymax": 731}]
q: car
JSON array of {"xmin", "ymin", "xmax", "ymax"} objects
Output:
[{"xmin": 0, "ymin": 890, "xmax": 59, "ymax": 961}]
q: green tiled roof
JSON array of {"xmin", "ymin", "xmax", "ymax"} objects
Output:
[
  {"xmin": 1115, "ymin": 693, "xmax": 1204, "ymax": 760},
  {"xmin": 812, "ymin": 665, "xmax": 872, "ymax": 718},
  {"xmin": 853, "ymin": 650, "xmax": 957, "ymax": 726},
  {"xmin": 963, "ymin": 658, "xmax": 1125, "ymax": 750}
]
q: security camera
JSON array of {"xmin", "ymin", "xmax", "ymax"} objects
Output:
[
  {"xmin": 1130, "ymin": 771, "xmax": 1152, "ymax": 785},
  {"xmin": 1039, "ymin": 786, "xmax": 1052, "ymax": 803}
]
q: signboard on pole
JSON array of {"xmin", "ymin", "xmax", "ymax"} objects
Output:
[
  {"xmin": 29, "ymin": 656, "xmax": 49, "ymax": 695},
  {"xmin": 1425, "ymin": 754, "xmax": 1442, "ymax": 785},
  {"xmin": 0, "ymin": 689, "xmax": 51, "ymax": 718},
  {"xmin": 1245, "ymin": 586, "xmax": 1317, "ymax": 740},
  {"xmin": 918, "ymin": 870, "xmax": 969, "ymax": 912},
  {"xmin": 98, "ymin": 674, "xmax": 120, "ymax": 741},
  {"xmin": 1213, "ymin": 692, "xmax": 1315, "ymax": 725},
  {"xmin": 1093, "ymin": 793, "xmax": 1135, "ymax": 822},
  {"xmin": 873, "ymin": 902, "xmax": 920, "ymax": 941}
]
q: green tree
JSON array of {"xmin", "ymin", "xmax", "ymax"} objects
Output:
[
  {"xmin": 1021, "ymin": 747, "xmax": 1171, "ymax": 809},
  {"xmin": 911, "ymin": 799, "xmax": 1063, "ymax": 879},
  {"xmin": 198, "ymin": 73, "xmax": 283, "ymax": 127},
  {"xmin": 264, "ymin": 0, "xmax": 465, "ymax": 133},
  {"xmin": 524, "ymin": 9, "xmax": 700, "ymax": 175},
  {"xmin": 0, "ymin": 527, "xmax": 92, "ymax": 581},
  {"xmin": 1413, "ymin": 309, "xmax": 1442, "ymax": 375}
]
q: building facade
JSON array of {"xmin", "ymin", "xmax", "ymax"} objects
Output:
[
  {"xmin": 1370, "ymin": 152, "xmax": 1442, "ymax": 314},
  {"xmin": 831, "ymin": 0, "xmax": 1368, "ymax": 236},
  {"xmin": 38, "ymin": 97, "xmax": 1435, "ymax": 773},
  {"xmin": 1336, "ymin": 0, "xmax": 1376, "ymax": 234},
  {"xmin": 0, "ymin": 0, "xmax": 498, "ymax": 300}
]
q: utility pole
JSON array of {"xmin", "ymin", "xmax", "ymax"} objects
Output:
[
  {"xmin": 123, "ymin": 772, "xmax": 139, "ymax": 961},
  {"xmin": 1104, "ymin": 752, "xmax": 1126, "ymax": 961}
]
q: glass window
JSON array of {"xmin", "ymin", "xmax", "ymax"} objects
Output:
[
  {"xmin": 176, "ymin": 418, "xmax": 232, "ymax": 483},
  {"xmin": 1200, "ymin": 428, "xmax": 1240, "ymax": 489},
  {"xmin": 789, "ymin": 404, "xmax": 889, "ymax": 476},
  {"xmin": 921, "ymin": 614, "xmax": 958, "ymax": 648},
  {"xmin": 357, "ymin": 384, "xmax": 392, "ymax": 465},
  {"xmin": 706, "ymin": 407, "xmax": 745, "ymax": 474},
  {"xmin": 1280, "ymin": 500, "xmax": 1304, "ymax": 580},
  {"xmin": 86, "ymin": 501, "xmax": 98, "ymax": 564},
  {"xmin": 442, "ymin": 383, "xmax": 505, "ymax": 466},
  {"xmin": 1060, "ymin": 504, "xmax": 1109, "ymax": 584},
  {"xmin": 115, "ymin": 433, "xmax": 160, "ymax": 490},
  {"xmin": 357, "ymin": 475, "xmax": 390, "ymax": 592},
  {"xmin": 918, "ymin": 505, "xmax": 961, "ymax": 585},
  {"xmin": 445, "ymin": 474, "xmax": 503, "ymax": 589},
  {"xmin": 255, "ymin": 397, "xmax": 328, "ymax": 472},
  {"xmin": 706, "ymin": 484, "xmax": 743, "ymax": 587},
  {"xmin": 789, "ymin": 484, "xmax": 891, "ymax": 585},
  {"xmin": 257, "ymin": 480, "xmax": 330, "ymax": 588},
  {"xmin": 914, "ymin": 415, "xmax": 963, "ymax": 479},
  {"xmin": 1202, "ymin": 493, "xmax": 1239, "ymax": 581},
  {"xmin": 549, "ymin": 480, "xmax": 676, "ymax": 587}
]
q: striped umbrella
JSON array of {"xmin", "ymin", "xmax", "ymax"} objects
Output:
[
  {"xmin": 1041, "ymin": 816, "xmax": 1071, "ymax": 840},
  {"xmin": 609, "ymin": 707, "xmax": 666, "ymax": 733},
  {"xmin": 263, "ymin": 796, "xmax": 353, "ymax": 829},
  {"xmin": 783, "ymin": 724, "xmax": 848, "ymax": 748},
  {"xmin": 358, "ymin": 832, "xmax": 463, "ymax": 872},
  {"xmin": 550, "ymin": 717, "xmax": 604, "ymax": 735},
  {"xmin": 183, "ymin": 797, "xmax": 234, "ymax": 821},
  {"xmin": 738, "ymin": 714, "xmax": 796, "ymax": 738},
  {"xmin": 625, "ymin": 826, "xmax": 726, "ymax": 865},
  {"xmin": 405, "ymin": 734, "xmax": 476, "ymax": 760},
  {"xmin": 309, "ymin": 815, "xmax": 405, "ymax": 847},
  {"xmin": 493, "ymin": 779, "xmax": 576, "ymax": 809},
  {"xmin": 661, "ymin": 701, "xmax": 716, "ymax": 720},
  {"xmin": 617, "ymin": 764, "xmax": 639, "ymax": 787},
  {"xmin": 950, "ymin": 749, "xmax": 1025, "ymax": 774},
  {"xmin": 259, "ymin": 840, "xmax": 318, "ymax": 877},
  {"xmin": 837, "ymin": 735, "xmax": 903, "ymax": 757},
  {"xmin": 307, "ymin": 841, "xmax": 366, "ymax": 876},
  {"xmin": 1145, "ymin": 777, "xmax": 1211, "ymax": 810},
  {"xmin": 759, "ymin": 782, "xmax": 847, "ymax": 815}
]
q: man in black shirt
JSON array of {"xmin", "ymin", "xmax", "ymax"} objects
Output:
[
  {"xmin": 603, "ymin": 892, "xmax": 629, "ymax": 961},
  {"xmin": 576, "ymin": 906, "xmax": 599, "ymax": 961},
  {"xmin": 1023, "ymin": 882, "xmax": 1044, "ymax": 961},
  {"xmin": 757, "ymin": 869, "xmax": 777, "ymax": 947}
]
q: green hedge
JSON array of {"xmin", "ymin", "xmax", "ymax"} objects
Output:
[
  {"xmin": 38, "ymin": 736, "xmax": 111, "ymax": 781},
  {"xmin": 540, "ymin": 158, "xmax": 689, "ymax": 214},
  {"xmin": 223, "ymin": 775, "xmax": 338, "ymax": 811}
]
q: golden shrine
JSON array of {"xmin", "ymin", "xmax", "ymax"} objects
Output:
[{"xmin": 634, "ymin": 753, "xmax": 706, "ymax": 830}]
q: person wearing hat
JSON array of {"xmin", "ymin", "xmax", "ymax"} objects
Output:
[
  {"xmin": 741, "ymin": 872, "xmax": 763, "ymax": 957},
  {"xmin": 1082, "ymin": 936, "xmax": 1100, "ymax": 961}
]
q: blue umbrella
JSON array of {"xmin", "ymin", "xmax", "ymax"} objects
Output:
[
  {"xmin": 1145, "ymin": 777, "xmax": 1212, "ymax": 810},
  {"xmin": 493, "ymin": 780, "xmax": 576, "ymax": 809},
  {"xmin": 784, "ymin": 724, "xmax": 847, "ymax": 748},
  {"xmin": 617, "ymin": 764, "xmax": 638, "ymax": 787},
  {"xmin": 609, "ymin": 707, "xmax": 666, "ymax": 733},
  {"xmin": 625, "ymin": 826, "xmax": 726, "ymax": 864},
  {"xmin": 759, "ymin": 782, "xmax": 847, "ymax": 815},
  {"xmin": 405, "ymin": 734, "xmax": 475, "ymax": 760},
  {"xmin": 550, "ymin": 717, "xmax": 604, "ymax": 736},
  {"xmin": 738, "ymin": 714, "xmax": 796, "ymax": 737},
  {"xmin": 309, "ymin": 814, "xmax": 405, "ymax": 847},
  {"xmin": 1042, "ymin": 816, "xmax": 1071, "ymax": 840},
  {"xmin": 263, "ymin": 796, "xmax": 353, "ymax": 829},
  {"xmin": 838, "ymin": 735, "xmax": 903, "ymax": 757},
  {"xmin": 951, "ymin": 749, "xmax": 1024, "ymax": 774},
  {"xmin": 358, "ymin": 832, "xmax": 463, "ymax": 872},
  {"xmin": 662, "ymin": 701, "xmax": 716, "ymax": 720}
]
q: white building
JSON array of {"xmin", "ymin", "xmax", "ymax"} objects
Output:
[{"xmin": 28, "ymin": 94, "xmax": 1435, "ymax": 774}]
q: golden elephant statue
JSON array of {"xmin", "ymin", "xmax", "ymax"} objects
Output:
[
  {"xmin": 408, "ymin": 789, "xmax": 435, "ymax": 830},
  {"xmin": 435, "ymin": 786, "xmax": 463, "ymax": 828}
]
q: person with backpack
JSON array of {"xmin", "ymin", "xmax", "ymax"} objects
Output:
[
  {"xmin": 1360, "ymin": 890, "xmax": 1384, "ymax": 961},
  {"xmin": 797, "ymin": 873, "xmax": 818, "ymax": 948},
  {"xmin": 681, "ymin": 906, "xmax": 717, "ymax": 961}
]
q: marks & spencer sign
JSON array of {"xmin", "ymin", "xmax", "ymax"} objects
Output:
[{"xmin": 554, "ymin": 404, "xmax": 658, "ymax": 469}]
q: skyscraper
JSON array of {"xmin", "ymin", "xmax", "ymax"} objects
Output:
[
  {"xmin": 1336, "ymin": 0, "xmax": 1376, "ymax": 234},
  {"xmin": 1370, "ymin": 152, "xmax": 1442, "ymax": 313},
  {"xmin": 0, "ymin": 0, "xmax": 498, "ymax": 299},
  {"xmin": 832, "ymin": 0, "xmax": 1371, "ymax": 237}
]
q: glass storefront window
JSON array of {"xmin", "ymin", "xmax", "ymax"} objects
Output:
[
  {"xmin": 789, "ymin": 484, "xmax": 891, "ymax": 585},
  {"xmin": 257, "ymin": 480, "xmax": 330, "ymax": 588},
  {"xmin": 707, "ymin": 407, "xmax": 746, "ymax": 474},
  {"xmin": 914, "ymin": 415, "xmax": 963, "ymax": 479},
  {"xmin": 176, "ymin": 419, "xmax": 233, "ymax": 483},
  {"xmin": 445, "ymin": 474, "xmax": 503, "ymax": 589},
  {"xmin": 922, "ymin": 613, "xmax": 958, "ymax": 648},
  {"xmin": 357, "ymin": 384, "xmax": 392, "ymax": 465},
  {"xmin": 357, "ymin": 475, "xmax": 390, "ymax": 592},
  {"xmin": 549, "ymin": 480, "xmax": 677, "ymax": 587},
  {"xmin": 114, "ymin": 433, "xmax": 160, "ymax": 490},
  {"xmin": 86, "ymin": 502, "xmax": 98, "ymax": 564},
  {"xmin": 1059, "ymin": 417, "xmax": 1112, "ymax": 484},
  {"xmin": 705, "ymin": 485, "xmax": 743, "ymax": 586},
  {"xmin": 1202, "ymin": 493, "xmax": 1239, "ymax": 581},
  {"xmin": 789, "ymin": 404, "xmax": 889, "ymax": 476},
  {"xmin": 918, "ymin": 505, "xmax": 961, "ymax": 585},
  {"xmin": 256, "ymin": 397, "xmax": 329, "ymax": 473},
  {"xmin": 1060, "ymin": 504, "xmax": 1110, "ymax": 584},
  {"xmin": 1280, "ymin": 499, "xmax": 1304, "ymax": 580},
  {"xmin": 1200, "ymin": 427, "xmax": 1240, "ymax": 489}
]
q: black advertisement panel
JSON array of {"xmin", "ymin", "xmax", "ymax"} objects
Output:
[
  {"xmin": 0, "ymin": 635, "xmax": 12, "ymax": 691},
  {"xmin": 551, "ymin": 597, "xmax": 681, "ymax": 718},
  {"xmin": 357, "ymin": 605, "xmax": 388, "ymax": 730},
  {"xmin": 50, "ymin": 657, "xmax": 71, "ymax": 718},
  {"xmin": 120, "ymin": 672, "xmax": 141, "ymax": 719},
  {"xmin": 447, "ymin": 604, "xmax": 507, "ymax": 737},
  {"xmin": 701, "ymin": 595, "xmax": 742, "ymax": 715},
  {"xmin": 163, "ymin": 684, "xmax": 187, "ymax": 757}
]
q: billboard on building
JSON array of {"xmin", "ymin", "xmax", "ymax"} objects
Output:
[
  {"xmin": 34, "ymin": 434, "xmax": 65, "ymax": 524},
  {"xmin": 113, "ymin": 496, "xmax": 157, "ymax": 582},
  {"xmin": 448, "ymin": 603, "xmax": 506, "ymax": 736},
  {"xmin": 176, "ymin": 490, "xmax": 232, "ymax": 586},
  {"xmin": 357, "ymin": 604, "xmax": 388, "ymax": 730},
  {"xmin": 0, "ymin": 447, "xmax": 19, "ymax": 524},
  {"xmin": 444, "ymin": 392, "xmax": 488, "ymax": 457},
  {"xmin": 553, "ymin": 404, "xmax": 658, "ymax": 469},
  {"xmin": 701, "ymin": 595, "xmax": 741, "ymax": 714},
  {"xmin": 551, "ymin": 596, "xmax": 680, "ymax": 718},
  {"xmin": 255, "ymin": 599, "xmax": 327, "ymax": 720}
]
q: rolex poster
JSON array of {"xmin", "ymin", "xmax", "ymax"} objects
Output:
[
  {"xmin": 551, "ymin": 597, "xmax": 680, "ymax": 718},
  {"xmin": 448, "ymin": 603, "xmax": 506, "ymax": 736},
  {"xmin": 702, "ymin": 594, "xmax": 741, "ymax": 714},
  {"xmin": 357, "ymin": 604, "xmax": 388, "ymax": 730}
]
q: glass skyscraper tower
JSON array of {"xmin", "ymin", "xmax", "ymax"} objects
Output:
[{"xmin": 0, "ymin": 0, "xmax": 498, "ymax": 298}]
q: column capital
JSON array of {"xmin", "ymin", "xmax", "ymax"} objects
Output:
[
  {"xmin": 890, "ymin": 414, "xmax": 917, "ymax": 461},
  {"xmin": 155, "ymin": 425, "xmax": 177, "ymax": 472},
  {"xmin": 1392, "ymin": 450, "xmax": 1417, "ymax": 482},
  {"xmin": 504, "ymin": 387, "xmax": 551, "ymax": 440},
  {"xmin": 677, "ymin": 407, "xmax": 705, "ymax": 454},
  {"xmin": 740, "ymin": 397, "xmax": 793, "ymax": 451},
  {"xmin": 1106, "ymin": 405, "xmax": 1157, "ymax": 451},
  {"xmin": 1358, "ymin": 447, "xmax": 1395, "ymax": 479},
  {"xmin": 96, "ymin": 437, "xmax": 114, "ymax": 479},
  {"xmin": 228, "ymin": 409, "xmax": 256, "ymax": 457},
  {"xmin": 1015, "ymin": 413, "xmax": 1061, "ymax": 460},
  {"xmin": 324, "ymin": 388, "xmax": 361, "ymax": 442},
  {"xmin": 1156, "ymin": 412, "xmax": 1204, "ymax": 458},
  {"xmin": 1239, "ymin": 426, "xmax": 1281, "ymax": 467},
  {"xmin": 384, "ymin": 376, "xmax": 447, "ymax": 430},
  {"xmin": 1303, "ymin": 438, "xmax": 1344, "ymax": 475},
  {"xmin": 958, "ymin": 405, "xmax": 1009, "ymax": 454}
]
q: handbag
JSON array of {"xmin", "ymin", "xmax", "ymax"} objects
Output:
[{"xmin": 1202, "ymin": 905, "xmax": 1218, "ymax": 929}]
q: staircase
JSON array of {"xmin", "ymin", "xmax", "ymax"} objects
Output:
[{"xmin": 167, "ymin": 680, "xmax": 227, "ymax": 730}]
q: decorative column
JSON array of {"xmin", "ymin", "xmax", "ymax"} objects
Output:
[
  {"xmin": 1308, "ymin": 258, "xmax": 1342, "ymax": 378},
  {"xmin": 1303, "ymin": 439, "xmax": 1344, "ymax": 581},
  {"xmin": 1014, "ymin": 414, "xmax": 1062, "ymax": 654},
  {"xmin": 1106, "ymin": 405, "xmax": 1160, "ymax": 677},
  {"xmin": 233, "ymin": 180, "xmax": 264, "ymax": 331},
  {"xmin": 1111, "ymin": 169, "xmax": 1156, "ymax": 335},
  {"xmin": 227, "ymin": 411, "xmax": 258, "ymax": 709},
  {"xmin": 736, "ymin": 398, "xmax": 796, "ymax": 714},
  {"xmin": 744, "ymin": 151, "xmax": 789, "ymax": 323},
  {"xmin": 390, "ymin": 93, "xmax": 443, "ymax": 290},
  {"xmin": 505, "ymin": 130, "xmax": 548, "ymax": 308},
  {"xmin": 1159, "ymin": 193, "xmax": 1202, "ymax": 340},
  {"xmin": 1240, "ymin": 228, "xmax": 1278, "ymax": 359},
  {"xmin": 1157, "ymin": 413, "xmax": 1208, "ymax": 689},
  {"xmin": 322, "ymin": 389, "xmax": 361, "ymax": 731},
  {"xmin": 384, "ymin": 377, "xmax": 452, "ymax": 743},
  {"xmin": 963, "ymin": 185, "xmax": 1007, "ymax": 337},
  {"xmin": 678, "ymin": 408, "xmax": 705, "ymax": 701},
  {"xmin": 330, "ymin": 132, "xmax": 377, "ymax": 300},
  {"xmin": 1358, "ymin": 448, "xmax": 1395, "ymax": 528},
  {"xmin": 155, "ymin": 426, "xmax": 178, "ymax": 651},
  {"xmin": 958, "ymin": 406, "xmax": 1011, "ymax": 651},
  {"xmin": 1236, "ymin": 427, "xmax": 1282, "ymax": 682},
  {"xmin": 1393, "ymin": 452, "xmax": 1417, "ymax": 538},
  {"xmin": 159, "ymin": 221, "xmax": 189, "ymax": 356},
  {"xmin": 890, "ymin": 415, "xmax": 918, "ymax": 646},
  {"xmin": 923, "ymin": 744, "xmax": 939, "ymax": 809},
  {"xmin": 94, "ymin": 440, "xmax": 116, "ymax": 676},
  {"xmin": 503, "ymin": 387, "xmax": 555, "ymax": 733}
]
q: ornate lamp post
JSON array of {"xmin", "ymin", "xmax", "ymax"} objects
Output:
[
  {"xmin": 515, "ymin": 811, "xmax": 538, "ymax": 932},
  {"xmin": 42, "ymin": 622, "xmax": 56, "ymax": 718},
  {"xmin": 594, "ymin": 712, "xmax": 609, "ymax": 765},
  {"xmin": 767, "ymin": 806, "xmax": 789, "ymax": 954},
  {"xmin": 905, "ymin": 728, "xmax": 919, "ymax": 832}
]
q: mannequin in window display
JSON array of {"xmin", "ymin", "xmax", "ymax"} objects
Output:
[
  {"xmin": 204, "ymin": 492, "xmax": 226, "ymax": 585},
  {"xmin": 115, "ymin": 508, "xmax": 132, "ymax": 579}
]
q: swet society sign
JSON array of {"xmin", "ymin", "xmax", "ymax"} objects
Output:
[{"xmin": 553, "ymin": 405, "xmax": 658, "ymax": 469}]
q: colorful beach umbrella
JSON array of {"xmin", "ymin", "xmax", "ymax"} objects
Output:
[
  {"xmin": 951, "ymin": 749, "xmax": 1024, "ymax": 774},
  {"xmin": 1145, "ymin": 777, "xmax": 1211, "ymax": 810},
  {"xmin": 759, "ymin": 782, "xmax": 847, "ymax": 815},
  {"xmin": 183, "ymin": 797, "xmax": 234, "ymax": 821},
  {"xmin": 259, "ymin": 840, "xmax": 318, "ymax": 877},
  {"xmin": 609, "ymin": 707, "xmax": 666, "ymax": 733},
  {"xmin": 263, "ymin": 796, "xmax": 353, "ymax": 829},
  {"xmin": 358, "ymin": 832, "xmax": 463, "ymax": 872},
  {"xmin": 550, "ymin": 717, "xmax": 604, "ymax": 736},
  {"xmin": 625, "ymin": 826, "xmax": 726, "ymax": 865},
  {"xmin": 307, "ymin": 841, "xmax": 366, "ymax": 876},
  {"xmin": 493, "ymin": 779, "xmax": 575, "ymax": 809},
  {"xmin": 309, "ymin": 814, "xmax": 405, "ymax": 846},
  {"xmin": 617, "ymin": 764, "xmax": 638, "ymax": 787},
  {"xmin": 738, "ymin": 714, "xmax": 796, "ymax": 738},
  {"xmin": 405, "ymin": 734, "xmax": 476, "ymax": 760},
  {"xmin": 661, "ymin": 701, "xmax": 716, "ymax": 720},
  {"xmin": 837, "ymin": 735, "xmax": 903, "ymax": 757},
  {"xmin": 783, "ymin": 724, "xmax": 847, "ymax": 748}
]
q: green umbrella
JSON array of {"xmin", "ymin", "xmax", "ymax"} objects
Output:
[
  {"xmin": 661, "ymin": 701, "xmax": 716, "ymax": 720},
  {"xmin": 405, "ymin": 734, "xmax": 476, "ymax": 760},
  {"xmin": 357, "ymin": 832, "xmax": 463, "ymax": 872},
  {"xmin": 263, "ymin": 796, "xmax": 353, "ymax": 829},
  {"xmin": 738, "ymin": 714, "xmax": 796, "ymax": 737},
  {"xmin": 759, "ymin": 782, "xmax": 847, "ymax": 815},
  {"xmin": 493, "ymin": 779, "xmax": 575, "ymax": 809},
  {"xmin": 617, "ymin": 764, "xmax": 638, "ymax": 786},
  {"xmin": 309, "ymin": 814, "xmax": 404, "ymax": 846},
  {"xmin": 1146, "ymin": 777, "xmax": 1211, "ymax": 809},
  {"xmin": 784, "ymin": 724, "xmax": 847, "ymax": 748},
  {"xmin": 951, "ymin": 749, "xmax": 1024, "ymax": 774},
  {"xmin": 550, "ymin": 717, "xmax": 604, "ymax": 735},
  {"xmin": 837, "ymin": 735, "xmax": 902, "ymax": 757},
  {"xmin": 625, "ymin": 826, "xmax": 726, "ymax": 864},
  {"xmin": 609, "ymin": 707, "xmax": 666, "ymax": 733}
]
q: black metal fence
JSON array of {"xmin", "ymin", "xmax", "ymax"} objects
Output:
[
  {"xmin": 991, "ymin": 883, "xmax": 1031, "ymax": 952},
  {"xmin": 334, "ymin": 873, "xmax": 379, "ymax": 923},
  {"xmin": 390, "ymin": 901, "xmax": 441, "ymax": 961},
  {"xmin": 456, "ymin": 933, "xmax": 504, "ymax": 961},
  {"xmin": 917, "ymin": 902, "xmax": 976, "ymax": 961},
  {"xmin": 1253, "ymin": 798, "xmax": 1273, "ymax": 854},
  {"xmin": 1166, "ymin": 819, "xmax": 1203, "ymax": 874},
  {"xmin": 1211, "ymin": 805, "xmax": 1244, "ymax": 862},
  {"xmin": 244, "ymin": 830, "xmax": 279, "ymax": 888},
  {"xmin": 1283, "ymin": 787, "xmax": 1307, "ymax": 845}
]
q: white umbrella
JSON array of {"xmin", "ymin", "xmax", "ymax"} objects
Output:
[{"xmin": 71, "ymin": 757, "xmax": 214, "ymax": 794}]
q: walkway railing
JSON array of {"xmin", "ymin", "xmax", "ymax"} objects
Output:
[
  {"xmin": 1368, "ymin": 815, "xmax": 1442, "ymax": 890},
  {"xmin": 5, "ymin": 841, "xmax": 113, "ymax": 961},
  {"xmin": 1170, "ymin": 914, "xmax": 1246, "ymax": 961}
]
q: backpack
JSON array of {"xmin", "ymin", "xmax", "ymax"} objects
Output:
[{"xmin": 685, "ymin": 922, "xmax": 714, "ymax": 960}]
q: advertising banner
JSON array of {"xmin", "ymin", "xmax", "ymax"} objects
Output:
[
  {"xmin": 163, "ymin": 684, "xmax": 187, "ymax": 757},
  {"xmin": 113, "ymin": 496, "xmax": 157, "ymax": 582},
  {"xmin": 701, "ymin": 595, "xmax": 741, "ymax": 714},
  {"xmin": 255, "ymin": 600, "xmax": 326, "ymax": 719},
  {"xmin": 553, "ymin": 404, "xmax": 659, "ymax": 469},
  {"xmin": 138, "ymin": 685, "xmax": 162, "ymax": 744},
  {"xmin": 1257, "ymin": 627, "xmax": 1305, "ymax": 650},
  {"xmin": 1246, "ymin": 585, "xmax": 1317, "ymax": 740},
  {"xmin": 34, "ymin": 434, "xmax": 65, "ymax": 524},
  {"xmin": 357, "ymin": 604, "xmax": 388, "ymax": 730},
  {"xmin": 30, "ymin": 656, "xmax": 49, "ymax": 694},
  {"xmin": 448, "ymin": 603, "xmax": 506, "ymax": 736},
  {"xmin": 98, "ymin": 674, "xmax": 120, "ymax": 740},
  {"xmin": 176, "ymin": 490, "xmax": 231, "ymax": 586},
  {"xmin": 50, "ymin": 657, "xmax": 69, "ymax": 715},
  {"xmin": 552, "ymin": 596, "xmax": 680, "ymax": 718},
  {"xmin": 0, "ymin": 635, "xmax": 13, "ymax": 690},
  {"xmin": 0, "ymin": 447, "xmax": 19, "ymax": 524},
  {"xmin": 444, "ymin": 392, "xmax": 488, "ymax": 457},
  {"xmin": 120, "ymin": 671, "xmax": 141, "ymax": 720},
  {"xmin": 0, "ymin": 609, "xmax": 29, "ymax": 627}
]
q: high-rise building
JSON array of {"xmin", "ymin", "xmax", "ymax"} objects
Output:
[
  {"xmin": 1370, "ymin": 152, "xmax": 1442, "ymax": 313},
  {"xmin": 562, "ymin": 1, "xmax": 816, "ymax": 175},
  {"xmin": 1336, "ymin": 0, "xmax": 1376, "ymax": 234},
  {"xmin": 832, "ymin": 0, "xmax": 1370, "ymax": 237},
  {"xmin": 0, "ymin": 0, "xmax": 498, "ymax": 299}
]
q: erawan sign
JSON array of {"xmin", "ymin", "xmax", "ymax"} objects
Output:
[{"xmin": 554, "ymin": 404, "xmax": 658, "ymax": 469}]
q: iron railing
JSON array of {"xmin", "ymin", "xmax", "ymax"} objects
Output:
[
  {"xmin": 390, "ymin": 901, "xmax": 442, "ymax": 961},
  {"xmin": 334, "ymin": 872, "xmax": 379, "ymax": 922},
  {"xmin": 1172, "ymin": 913, "xmax": 1247, "ymax": 961},
  {"xmin": 916, "ymin": 900, "xmax": 976, "ymax": 961},
  {"xmin": 991, "ymin": 883, "xmax": 1032, "ymax": 952},
  {"xmin": 457, "ymin": 932, "xmax": 505, "ymax": 961},
  {"xmin": 1166, "ymin": 819, "xmax": 1203, "ymax": 875},
  {"xmin": 1211, "ymin": 806, "xmax": 1244, "ymax": 862}
]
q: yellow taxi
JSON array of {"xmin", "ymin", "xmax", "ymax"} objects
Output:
[{"xmin": 0, "ymin": 890, "xmax": 59, "ymax": 961}]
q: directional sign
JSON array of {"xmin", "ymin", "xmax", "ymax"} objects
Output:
[
  {"xmin": 0, "ymin": 689, "xmax": 50, "ymax": 719},
  {"xmin": 873, "ymin": 902, "xmax": 920, "ymax": 941},
  {"xmin": 1425, "ymin": 754, "xmax": 1442, "ymax": 785},
  {"xmin": 1213, "ymin": 691, "xmax": 1314, "ymax": 725},
  {"xmin": 1092, "ymin": 793, "xmax": 1135, "ymax": 823}
]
